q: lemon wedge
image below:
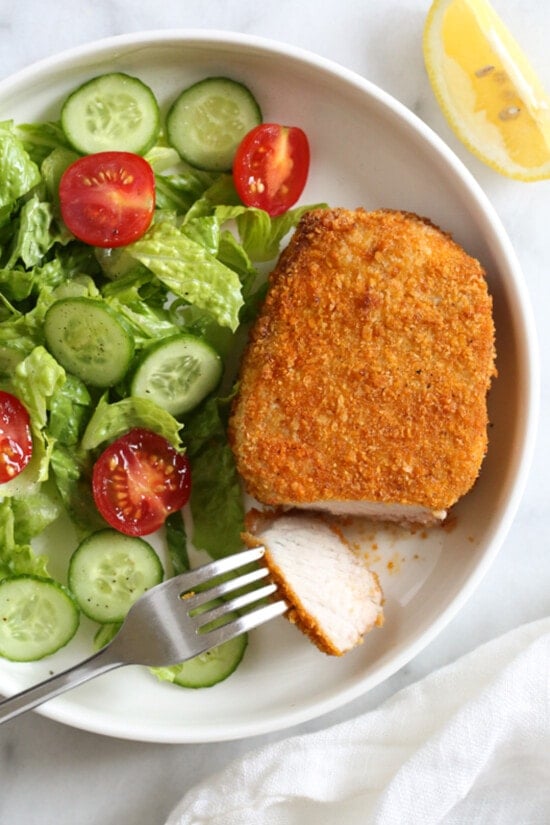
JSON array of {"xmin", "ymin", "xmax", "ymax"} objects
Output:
[{"xmin": 423, "ymin": 0, "xmax": 550, "ymax": 180}]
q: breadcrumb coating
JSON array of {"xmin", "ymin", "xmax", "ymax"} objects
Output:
[{"xmin": 228, "ymin": 207, "xmax": 496, "ymax": 515}]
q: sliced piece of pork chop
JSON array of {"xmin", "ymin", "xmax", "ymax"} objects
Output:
[
  {"xmin": 229, "ymin": 207, "xmax": 496, "ymax": 526},
  {"xmin": 243, "ymin": 511, "xmax": 383, "ymax": 656}
]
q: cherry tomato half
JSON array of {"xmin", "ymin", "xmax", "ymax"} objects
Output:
[
  {"xmin": 92, "ymin": 428, "xmax": 191, "ymax": 536},
  {"xmin": 233, "ymin": 123, "xmax": 310, "ymax": 217},
  {"xmin": 0, "ymin": 391, "xmax": 33, "ymax": 484},
  {"xmin": 59, "ymin": 151, "xmax": 155, "ymax": 248}
]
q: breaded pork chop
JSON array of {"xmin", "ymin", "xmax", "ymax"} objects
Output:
[{"xmin": 228, "ymin": 208, "xmax": 496, "ymax": 525}]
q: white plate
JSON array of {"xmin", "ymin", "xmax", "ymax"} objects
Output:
[{"xmin": 0, "ymin": 30, "xmax": 538, "ymax": 743}]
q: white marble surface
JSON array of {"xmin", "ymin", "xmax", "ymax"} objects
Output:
[{"xmin": 0, "ymin": 1, "xmax": 549, "ymax": 823}]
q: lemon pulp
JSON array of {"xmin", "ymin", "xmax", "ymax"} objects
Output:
[{"xmin": 424, "ymin": 0, "xmax": 550, "ymax": 180}]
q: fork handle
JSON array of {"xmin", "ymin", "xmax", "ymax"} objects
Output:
[{"xmin": 0, "ymin": 645, "xmax": 122, "ymax": 724}]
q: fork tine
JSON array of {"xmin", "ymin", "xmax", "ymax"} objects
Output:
[
  {"xmin": 183, "ymin": 566, "xmax": 271, "ymax": 611},
  {"xmin": 199, "ymin": 599, "xmax": 289, "ymax": 649},
  {"xmin": 194, "ymin": 581, "xmax": 279, "ymax": 629},
  {"xmin": 170, "ymin": 546, "xmax": 265, "ymax": 594}
]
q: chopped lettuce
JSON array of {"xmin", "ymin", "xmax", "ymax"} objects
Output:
[
  {"xmin": 152, "ymin": 156, "xmax": 217, "ymax": 213},
  {"xmin": 216, "ymin": 201, "xmax": 326, "ymax": 262},
  {"xmin": 49, "ymin": 374, "xmax": 92, "ymax": 446},
  {"xmin": 102, "ymin": 270, "xmax": 180, "ymax": 344},
  {"xmin": 13, "ymin": 346, "xmax": 66, "ymax": 430},
  {"xmin": 16, "ymin": 120, "xmax": 73, "ymax": 166},
  {"xmin": 0, "ymin": 121, "xmax": 41, "ymax": 221},
  {"xmin": 0, "ymin": 335, "xmax": 36, "ymax": 378},
  {"xmin": 0, "ymin": 497, "xmax": 52, "ymax": 580},
  {"xmin": 81, "ymin": 394, "xmax": 183, "ymax": 452},
  {"xmin": 127, "ymin": 221, "xmax": 244, "ymax": 331},
  {"xmin": 50, "ymin": 444, "xmax": 106, "ymax": 535},
  {"xmin": 5, "ymin": 195, "xmax": 57, "ymax": 268},
  {"xmin": 0, "ymin": 97, "xmax": 319, "ymax": 626},
  {"xmin": 188, "ymin": 439, "xmax": 245, "ymax": 558},
  {"xmin": 165, "ymin": 510, "xmax": 190, "ymax": 575},
  {"xmin": 182, "ymin": 173, "xmax": 241, "ymax": 224},
  {"xmin": 182, "ymin": 394, "xmax": 245, "ymax": 558},
  {"xmin": 9, "ymin": 490, "xmax": 61, "ymax": 545}
]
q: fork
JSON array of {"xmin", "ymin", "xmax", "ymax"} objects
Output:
[{"xmin": 0, "ymin": 546, "xmax": 287, "ymax": 724}]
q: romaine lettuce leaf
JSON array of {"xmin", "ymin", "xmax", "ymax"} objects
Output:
[
  {"xmin": 182, "ymin": 215, "xmax": 220, "ymax": 255},
  {"xmin": 13, "ymin": 345, "xmax": 66, "ymax": 430},
  {"xmin": 49, "ymin": 374, "xmax": 92, "ymax": 446},
  {"xmin": 102, "ymin": 270, "xmax": 180, "ymax": 344},
  {"xmin": 16, "ymin": 121, "xmax": 72, "ymax": 166},
  {"xmin": 214, "ymin": 201, "xmax": 326, "ymax": 262},
  {"xmin": 165, "ymin": 510, "xmax": 189, "ymax": 575},
  {"xmin": 0, "ymin": 498, "xmax": 51, "ymax": 580},
  {"xmin": 10, "ymin": 490, "xmax": 61, "ymax": 545},
  {"xmin": 0, "ymin": 122, "xmax": 41, "ymax": 218},
  {"xmin": 180, "ymin": 173, "xmax": 241, "ymax": 225},
  {"xmin": 182, "ymin": 393, "xmax": 244, "ymax": 558},
  {"xmin": 153, "ymin": 159, "xmax": 217, "ymax": 213},
  {"xmin": 188, "ymin": 439, "xmax": 245, "ymax": 558},
  {"xmin": 81, "ymin": 394, "xmax": 183, "ymax": 451},
  {"xmin": 0, "ymin": 256, "xmax": 71, "ymax": 306},
  {"xmin": 0, "ymin": 319, "xmax": 37, "ymax": 378},
  {"xmin": 127, "ymin": 221, "xmax": 244, "ymax": 331},
  {"xmin": 0, "ymin": 266, "xmax": 37, "ymax": 302},
  {"xmin": 50, "ymin": 444, "xmax": 106, "ymax": 535},
  {"xmin": 167, "ymin": 299, "xmax": 236, "ymax": 361},
  {"xmin": 5, "ymin": 195, "xmax": 57, "ymax": 268},
  {"xmin": 54, "ymin": 241, "xmax": 102, "ymax": 282}
]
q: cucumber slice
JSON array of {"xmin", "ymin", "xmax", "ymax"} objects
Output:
[
  {"xmin": 151, "ymin": 598, "xmax": 248, "ymax": 688},
  {"xmin": 61, "ymin": 72, "xmax": 160, "ymax": 155},
  {"xmin": 130, "ymin": 333, "xmax": 223, "ymax": 416},
  {"xmin": 164, "ymin": 634, "xmax": 248, "ymax": 688},
  {"xmin": 68, "ymin": 529, "xmax": 163, "ymax": 623},
  {"xmin": 44, "ymin": 297, "xmax": 134, "ymax": 387},
  {"xmin": 166, "ymin": 76, "xmax": 262, "ymax": 171},
  {"xmin": 0, "ymin": 576, "xmax": 79, "ymax": 662}
]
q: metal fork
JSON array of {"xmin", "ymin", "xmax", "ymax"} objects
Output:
[{"xmin": 0, "ymin": 546, "xmax": 287, "ymax": 724}]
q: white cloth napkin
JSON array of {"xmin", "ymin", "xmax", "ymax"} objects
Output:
[{"xmin": 166, "ymin": 616, "xmax": 550, "ymax": 825}]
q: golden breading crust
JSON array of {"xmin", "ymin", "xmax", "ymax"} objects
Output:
[{"xmin": 228, "ymin": 207, "xmax": 496, "ymax": 514}]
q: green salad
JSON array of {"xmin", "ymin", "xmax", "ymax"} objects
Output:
[{"xmin": 0, "ymin": 70, "xmax": 318, "ymax": 684}]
